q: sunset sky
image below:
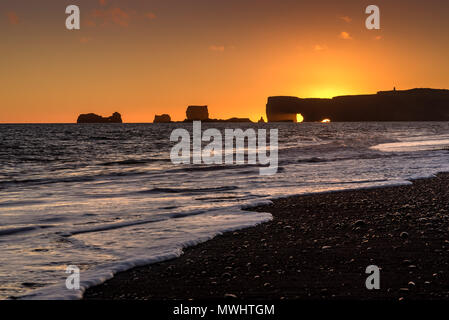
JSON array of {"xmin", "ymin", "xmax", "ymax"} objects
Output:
[{"xmin": 1, "ymin": 0, "xmax": 449, "ymax": 123}]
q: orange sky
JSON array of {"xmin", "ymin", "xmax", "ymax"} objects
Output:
[{"xmin": 1, "ymin": 0, "xmax": 449, "ymax": 123}]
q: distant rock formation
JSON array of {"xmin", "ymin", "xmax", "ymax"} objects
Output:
[
  {"xmin": 183, "ymin": 105, "xmax": 253, "ymax": 122},
  {"xmin": 77, "ymin": 112, "xmax": 122, "ymax": 123},
  {"xmin": 186, "ymin": 106, "xmax": 209, "ymax": 121},
  {"xmin": 266, "ymin": 88, "xmax": 449, "ymax": 122},
  {"xmin": 258, "ymin": 117, "xmax": 265, "ymax": 123},
  {"xmin": 153, "ymin": 114, "xmax": 171, "ymax": 123},
  {"xmin": 223, "ymin": 117, "xmax": 252, "ymax": 123}
]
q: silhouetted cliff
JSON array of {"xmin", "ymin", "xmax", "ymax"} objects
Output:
[
  {"xmin": 153, "ymin": 114, "xmax": 171, "ymax": 123},
  {"xmin": 77, "ymin": 112, "xmax": 122, "ymax": 123},
  {"xmin": 266, "ymin": 89, "xmax": 449, "ymax": 122},
  {"xmin": 186, "ymin": 106, "xmax": 209, "ymax": 121}
]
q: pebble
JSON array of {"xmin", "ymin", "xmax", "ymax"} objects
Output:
[
  {"xmin": 402, "ymin": 259, "xmax": 412, "ymax": 266},
  {"xmin": 353, "ymin": 220, "xmax": 367, "ymax": 228},
  {"xmin": 400, "ymin": 231, "xmax": 409, "ymax": 239}
]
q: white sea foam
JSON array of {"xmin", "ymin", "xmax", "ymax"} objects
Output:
[
  {"xmin": 16, "ymin": 209, "xmax": 272, "ymax": 300},
  {"xmin": 371, "ymin": 134, "xmax": 449, "ymax": 152}
]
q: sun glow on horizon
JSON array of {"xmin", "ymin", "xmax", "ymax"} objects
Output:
[
  {"xmin": 2, "ymin": 1, "xmax": 449, "ymax": 123},
  {"xmin": 303, "ymin": 88, "xmax": 350, "ymax": 99},
  {"xmin": 296, "ymin": 113, "xmax": 304, "ymax": 123}
]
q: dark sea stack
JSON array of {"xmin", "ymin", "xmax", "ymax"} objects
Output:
[
  {"xmin": 266, "ymin": 88, "xmax": 449, "ymax": 122},
  {"xmin": 77, "ymin": 112, "xmax": 123, "ymax": 123},
  {"xmin": 186, "ymin": 105, "xmax": 209, "ymax": 121},
  {"xmin": 258, "ymin": 117, "xmax": 265, "ymax": 123},
  {"xmin": 153, "ymin": 114, "xmax": 171, "ymax": 123}
]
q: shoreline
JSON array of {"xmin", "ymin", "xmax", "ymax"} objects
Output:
[{"xmin": 84, "ymin": 173, "xmax": 449, "ymax": 300}]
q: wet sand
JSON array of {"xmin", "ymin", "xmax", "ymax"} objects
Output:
[{"xmin": 84, "ymin": 173, "xmax": 449, "ymax": 300}]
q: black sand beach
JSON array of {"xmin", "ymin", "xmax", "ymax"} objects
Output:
[{"xmin": 84, "ymin": 173, "xmax": 449, "ymax": 300}]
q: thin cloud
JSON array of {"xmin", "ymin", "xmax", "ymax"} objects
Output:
[
  {"xmin": 85, "ymin": 20, "xmax": 96, "ymax": 27},
  {"xmin": 144, "ymin": 12, "xmax": 156, "ymax": 20},
  {"xmin": 314, "ymin": 44, "xmax": 328, "ymax": 52},
  {"xmin": 80, "ymin": 37, "xmax": 92, "ymax": 44},
  {"xmin": 374, "ymin": 35, "xmax": 383, "ymax": 40},
  {"xmin": 209, "ymin": 45, "xmax": 225, "ymax": 52},
  {"xmin": 7, "ymin": 11, "xmax": 19, "ymax": 25},
  {"xmin": 339, "ymin": 16, "xmax": 352, "ymax": 23},
  {"xmin": 91, "ymin": 7, "xmax": 133, "ymax": 27},
  {"xmin": 88, "ymin": 6, "xmax": 156, "ymax": 27},
  {"xmin": 339, "ymin": 31, "xmax": 353, "ymax": 40}
]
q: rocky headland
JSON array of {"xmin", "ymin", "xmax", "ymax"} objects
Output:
[{"xmin": 266, "ymin": 88, "xmax": 449, "ymax": 122}]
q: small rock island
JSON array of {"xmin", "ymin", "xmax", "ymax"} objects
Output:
[
  {"xmin": 77, "ymin": 112, "xmax": 122, "ymax": 123},
  {"xmin": 153, "ymin": 114, "xmax": 172, "ymax": 123},
  {"xmin": 184, "ymin": 105, "xmax": 252, "ymax": 123},
  {"xmin": 186, "ymin": 106, "xmax": 209, "ymax": 121}
]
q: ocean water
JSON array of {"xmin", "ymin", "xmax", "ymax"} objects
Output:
[{"xmin": 1, "ymin": 122, "xmax": 449, "ymax": 299}]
